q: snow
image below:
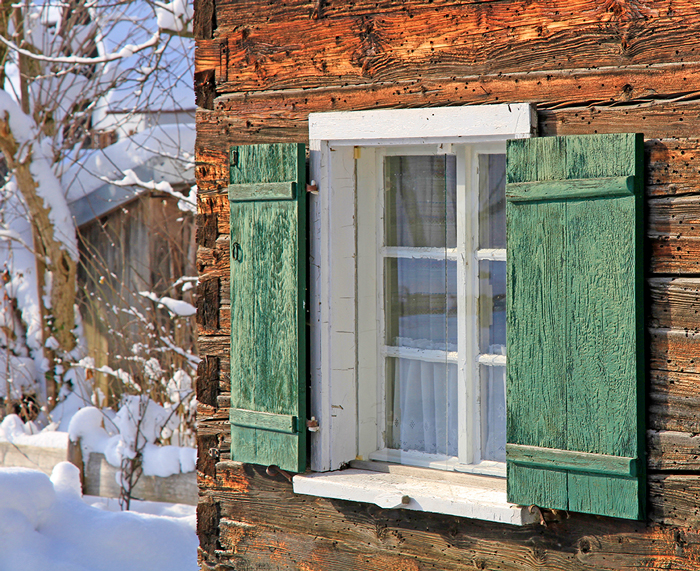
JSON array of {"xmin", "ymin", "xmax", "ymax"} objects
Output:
[
  {"xmin": 68, "ymin": 398, "xmax": 195, "ymax": 478},
  {"xmin": 0, "ymin": 415, "xmax": 69, "ymax": 449},
  {"xmin": 156, "ymin": 0, "xmax": 194, "ymax": 35},
  {"xmin": 0, "ymin": 463, "xmax": 198, "ymax": 571},
  {"xmin": 62, "ymin": 122, "xmax": 195, "ymax": 205},
  {"xmin": 139, "ymin": 291, "xmax": 196, "ymax": 317},
  {"xmin": 0, "ymin": 91, "xmax": 79, "ymax": 261},
  {"xmin": 0, "ymin": 26, "xmax": 161, "ymax": 66}
]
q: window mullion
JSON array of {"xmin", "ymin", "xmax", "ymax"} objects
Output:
[{"xmin": 458, "ymin": 146, "xmax": 477, "ymax": 465}]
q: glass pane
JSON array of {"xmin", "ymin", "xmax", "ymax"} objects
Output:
[
  {"xmin": 478, "ymin": 154, "xmax": 506, "ymax": 249},
  {"xmin": 478, "ymin": 260, "xmax": 506, "ymax": 355},
  {"xmin": 384, "ymin": 155, "xmax": 456, "ymax": 248},
  {"xmin": 481, "ymin": 365, "xmax": 506, "ymax": 462},
  {"xmin": 387, "ymin": 357, "xmax": 458, "ymax": 456},
  {"xmin": 385, "ymin": 258, "xmax": 457, "ymax": 351}
]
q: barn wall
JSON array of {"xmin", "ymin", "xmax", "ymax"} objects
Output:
[
  {"xmin": 195, "ymin": 1, "xmax": 700, "ymax": 568},
  {"xmin": 78, "ymin": 194, "xmax": 196, "ymax": 405}
]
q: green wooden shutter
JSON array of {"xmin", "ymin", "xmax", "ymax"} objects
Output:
[
  {"xmin": 228, "ymin": 143, "xmax": 307, "ymax": 473},
  {"xmin": 505, "ymin": 133, "xmax": 645, "ymax": 520}
]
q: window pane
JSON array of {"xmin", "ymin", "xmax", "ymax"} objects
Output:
[
  {"xmin": 481, "ymin": 365, "xmax": 506, "ymax": 462},
  {"xmin": 387, "ymin": 357, "xmax": 458, "ymax": 456},
  {"xmin": 478, "ymin": 154, "xmax": 506, "ymax": 249},
  {"xmin": 384, "ymin": 155, "xmax": 456, "ymax": 248},
  {"xmin": 478, "ymin": 260, "xmax": 506, "ymax": 355},
  {"xmin": 385, "ymin": 258, "xmax": 457, "ymax": 350}
]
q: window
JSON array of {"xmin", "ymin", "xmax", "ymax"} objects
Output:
[
  {"xmin": 306, "ymin": 105, "xmax": 535, "ymax": 475},
  {"xmin": 225, "ymin": 111, "xmax": 647, "ymax": 523},
  {"xmin": 354, "ymin": 144, "xmax": 508, "ymax": 476}
]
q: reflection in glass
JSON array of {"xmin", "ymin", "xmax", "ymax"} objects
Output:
[
  {"xmin": 481, "ymin": 365, "xmax": 506, "ymax": 462},
  {"xmin": 384, "ymin": 155, "xmax": 456, "ymax": 248},
  {"xmin": 385, "ymin": 258, "xmax": 457, "ymax": 351},
  {"xmin": 478, "ymin": 260, "xmax": 506, "ymax": 355},
  {"xmin": 478, "ymin": 154, "xmax": 506, "ymax": 249},
  {"xmin": 387, "ymin": 357, "xmax": 458, "ymax": 456}
]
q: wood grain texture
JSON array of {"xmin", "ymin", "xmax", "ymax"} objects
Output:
[
  {"xmin": 650, "ymin": 369, "xmax": 700, "ymax": 434},
  {"xmin": 506, "ymin": 137, "xmax": 568, "ymax": 511},
  {"xmin": 197, "ymin": 355, "xmax": 220, "ymax": 407},
  {"xmin": 506, "ymin": 134, "xmax": 644, "ymax": 520},
  {"xmin": 198, "ymin": 462, "xmax": 700, "ymax": 571},
  {"xmin": 197, "ymin": 0, "xmax": 700, "ymax": 93},
  {"xmin": 196, "ymin": 277, "xmax": 220, "ymax": 332},
  {"xmin": 228, "ymin": 143, "xmax": 307, "ymax": 473},
  {"xmin": 649, "ymin": 474, "xmax": 700, "ymax": 529},
  {"xmin": 506, "ymin": 444, "xmax": 637, "ymax": 477},
  {"xmin": 506, "ymin": 176, "xmax": 635, "ymax": 202},
  {"xmin": 648, "ymin": 431, "xmax": 700, "ymax": 471},
  {"xmin": 649, "ymin": 278, "xmax": 700, "ymax": 331},
  {"xmin": 194, "ymin": 0, "xmax": 700, "ymax": 560}
]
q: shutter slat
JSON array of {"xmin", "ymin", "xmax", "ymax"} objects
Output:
[
  {"xmin": 506, "ymin": 175, "xmax": 634, "ymax": 202},
  {"xmin": 230, "ymin": 409, "xmax": 298, "ymax": 434},
  {"xmin": 228, "ymin": 181, "xmax": 296, "ymax": 201},
  {"xmin": 506, "ymin": 444, "xmax": 638, "ymax": 477},
  {"xmin": 506, "ymin": 133, "xmax": 645, "ymax": 520}
]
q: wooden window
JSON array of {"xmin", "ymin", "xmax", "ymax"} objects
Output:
[
  {"xmin": 226, "ymin": 110, "xmax": 646, "ymax": 522},
  {"xmin": 307, "ymin": 105, "xmax": 536, "ymax": 474},
  {"xmin": 355, "ymin": 144, "xmax": 509, "ymax": 476}
]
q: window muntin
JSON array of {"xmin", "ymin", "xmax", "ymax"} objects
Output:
[{"xmin": 357, "ymin": 144, "xmax": 507, "ymax": 476}]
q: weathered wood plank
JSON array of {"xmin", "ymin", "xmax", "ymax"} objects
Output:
[
  {"xmin": 198, "ymin": 462, "xmax": 700, "ymax": 570},
  {"xmin": 230, "ymin": 409, "xmax": 298, "ymax": 434},
  {"xmin": 649, "ymin": 278, "xmax": 700, "ymax": 331},
  {"xmin": 647, "ymin": 139, "xmax": 700, "ymax": 197},
  {"xmin": 649, "ymin": 474, "xmax": 700, "ymax": 529},
  {"xmin": 84, "ymin": 452, "xmax": 197, "ymax": 505},
  {"xmin": 199, "ymin": 0, "xmax": 700, "ymax": 93},
  {"xmin": 0, "ymin": 442, "xmax": 67, "ymax": 475},
  {"xmin": 506, "ymin": 444, "xmax": 638, "ymax": 477},
  {"xmin": 649, "ymin": 369, "xmax": 700, "ymax": 434},
  {"xmin": 506, "ymin": 176, "xmax": 635, "ymax": 202},
  {"xmin": 196, "ymin": 355, "xmax": 220, "ymax": 407},
  {"xmin": 196, "ymin": 277, "xmax": 220, "ymax": 333},
  {"xmin": 648, "ymin": 431, "xmax": 700, "ymax": 471},
  {"xmin": 650, "ymin": 329, "xmax": 700, "ymax": 375}
]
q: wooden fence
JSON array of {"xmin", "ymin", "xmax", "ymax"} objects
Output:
[{"xmin": 0, "ymin": 440, "xmax": 196, "ymax": 505}]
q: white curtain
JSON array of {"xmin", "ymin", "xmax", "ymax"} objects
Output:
[{"xmin": 390, "ymin": 358, "xmax": 458, "ymax": 457}]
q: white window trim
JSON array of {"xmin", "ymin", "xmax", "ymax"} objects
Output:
[
  {"xmin": 294, "ymin": 461, "xmax": 539, "ymax": 526},
  {"xmin": 301, "ymin": 104, "xmax": 536, "ymax": 525}
]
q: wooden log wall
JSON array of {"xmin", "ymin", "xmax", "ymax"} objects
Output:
[{"xmin": 195, "ymin": 0, "xmax": 700, "ymax": 568}]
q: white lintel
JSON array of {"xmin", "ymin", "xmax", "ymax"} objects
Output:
[{"xmin": 309, "ymin": 103, "xmax": 536, "ymax": 148}]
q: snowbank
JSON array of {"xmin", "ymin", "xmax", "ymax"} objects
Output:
[
  {"xmin": 68, "ymin": 398, "xmax": 196, "ymax": 478},
  {"xmin": 0, "ymin": 463, "xmax": 198, "ymax": 571},
  {"xmin": 0, "ymin": 414, "xmax": 69, "ymax": 449}
]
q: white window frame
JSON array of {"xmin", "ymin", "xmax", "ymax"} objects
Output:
[
  {"xmin": 356, "ymin": 143, "xmax": 508, "ymax": 476},
  {"xmin": 308, "ymin": 104, "xmax": 535, "ymax": 474}
]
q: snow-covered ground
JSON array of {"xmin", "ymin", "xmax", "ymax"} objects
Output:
[{"xmin": 0, "ymin": 463, "xmax": 198, "ymax": 571}]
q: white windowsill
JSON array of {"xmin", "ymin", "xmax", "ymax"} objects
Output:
[{"xmin": 292, "ymin": 462, "xmax": 538, "ymax": 526}]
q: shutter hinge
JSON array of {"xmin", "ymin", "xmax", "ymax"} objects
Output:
[
  {"xmin": 267, "ymin": 465, "xmax": 293, "ymax": 482},
  {"xmin": 306, "ymin": 181, "xmax": 319, "ymax": 195},
  {"xmin": 306, "ymin": 416, "xmax": 320, "ymax": 432}
]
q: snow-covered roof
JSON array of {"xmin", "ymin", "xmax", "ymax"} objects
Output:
[{"xmin": 63, "ymin": 122, "xmax": 195, "ymax": 226}]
